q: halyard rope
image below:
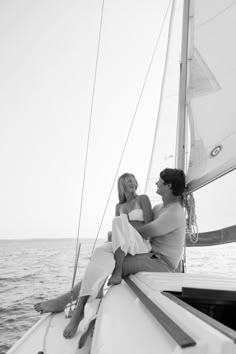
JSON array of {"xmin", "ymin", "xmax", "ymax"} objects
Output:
[
  {"xmin": 37, "ymin": 313, "xmax": 55, "ymax": 354},
  {"xmin": 71, "ymin": 0, "xmax": 105, "ymax": 300},
  {"xmin": 184, "ymin": 193, "xmax": 199, "ymax": 243},
  {"xmin": 90, "ymin": 0, "xmax": 173, "ymax": 256}
]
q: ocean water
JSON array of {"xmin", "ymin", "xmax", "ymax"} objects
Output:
[{"xmin": 1, "ymin": 238, "xmax": 236, "ymax": 354}]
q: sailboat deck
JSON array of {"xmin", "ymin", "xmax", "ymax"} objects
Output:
[
  {"xmin": 91, "ymin": 272, "xmax": 236, "ymax": 354},
  {"xmin": 6, "ymin": 312, "xmax": 92, "ymax": 354}
]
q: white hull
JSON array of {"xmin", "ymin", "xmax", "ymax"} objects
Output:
[{"xmin": 7, "ymin": 273, "xmax": 236, "ymax": 354}]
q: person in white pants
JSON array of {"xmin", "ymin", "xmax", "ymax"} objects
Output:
[{"xmin": 35, "ymin": 168, "xmax": 186, "ymax": 342}]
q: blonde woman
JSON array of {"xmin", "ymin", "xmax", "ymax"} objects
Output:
[{"xmin": 108, "ymin": 173, "xmax": 153, "ymax": 285}]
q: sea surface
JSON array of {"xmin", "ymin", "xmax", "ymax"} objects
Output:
[{"xmin": 1, "ymin": 238, "xmax": 236, "ymax": 354}]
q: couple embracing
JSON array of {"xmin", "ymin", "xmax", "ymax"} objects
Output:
[{"xmin": 35, "ymin": 168, "xmax": 186, "ymax": 344}]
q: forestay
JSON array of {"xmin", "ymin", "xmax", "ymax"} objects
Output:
[{"xmin": 145, "ymin": 1, "xmax": 183, "ymax": 202}]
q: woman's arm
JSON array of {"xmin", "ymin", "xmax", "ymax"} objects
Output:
[
  {"xmin": 107, "ymin": 203, "xmax": 120, "ymax": 241},
  {"xmin": 115, "ymin": 203, "xmax": 120, "ymax": 216},
  {"xmin": 139, "ymin": 194, "xmax": 153, "ymax": 224}
]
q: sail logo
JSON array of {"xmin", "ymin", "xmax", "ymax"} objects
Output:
[{"xmin": 210, "ymin": 145, "xmax": 222, "ymax": 158}]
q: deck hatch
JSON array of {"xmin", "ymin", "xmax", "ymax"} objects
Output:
[
  {"xmin": 181, "ymin": 287, "xmax": 236, "ymax": 303},
  {"xmin": 125, "ymin": 278, "xmax": 196, "ymax": 348},
  {"xmin": 163, "ymin": 291, "xmax": 236, "ymax": 343}
]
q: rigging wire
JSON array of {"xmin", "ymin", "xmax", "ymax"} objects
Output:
[
  {"xmin": 71, "ymin": 0, "xmax": 105, "ymax": 297},
  {"xmin": 90, "ymin": 0, "xmax": 173, "ymax": 255},
  {"xmin": 144, "ymin": 0, "xmax": 174, "ymax": 194}
]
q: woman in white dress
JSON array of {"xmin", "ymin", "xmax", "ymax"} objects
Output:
[{"xmin": 107, "ymin": 173, "xmax": 153, "ymax": 285}]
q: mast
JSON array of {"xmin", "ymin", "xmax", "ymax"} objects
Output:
[{"xmin": 175, "ymin": 0, "xmax": 191, "ymax": 171}]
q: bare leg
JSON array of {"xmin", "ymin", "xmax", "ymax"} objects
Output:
[
  {"xmin": 61, "ymin": 243, "xmax": 115, "ymax": 339},
  {"xmin": 107, "ymin": 247, "xmax": 125, "ymax": 286},
  {"xmin": 34, "ymin": 281, "xmax": 82, "ymax": 314},
  {"xmin": 63, "ymin": 295, "xmax": 89, "ymax": 339},
  {"xmin": 64, "ymin": 278, "xmax": 106, "ymax": 340},
  {"xmin": 78, "ymin": 318, "xmax": 96, "ymax": 349}
]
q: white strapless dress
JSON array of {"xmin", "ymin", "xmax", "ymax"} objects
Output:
[{"xmin": 111, "ymin": 211, "xmax": 151, "ymax": 255}]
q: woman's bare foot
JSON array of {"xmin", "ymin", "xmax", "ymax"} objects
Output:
[
  {"xmin": 34, "ymin": 297, "xmax": 68, "ymax": 314},
  {"xmin": 107, "ymin": 268, "xmax": 122, "ymax": 286},
  {"xmin": 63, "ymin": 306, "xmax": 84, "ymax": 339}
]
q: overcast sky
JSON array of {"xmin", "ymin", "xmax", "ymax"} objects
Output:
[{"xmin": 0, "ymin": 0, "xmax": 235, "ymax": 240}]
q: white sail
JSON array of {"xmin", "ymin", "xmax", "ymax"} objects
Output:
[
  {"xmin": 145, "ymin": 1, "xmax": 183, "ymax": 202},
  {"xmin": 186, "ymin": 0, "xmax": 236, "ymax": 192}
]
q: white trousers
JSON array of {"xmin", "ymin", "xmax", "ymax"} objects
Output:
[
  {"xmin": 80, "ymin": 215, "xmax": 151, "ymax": 300},
  {"xmin": 112, "ymin": 214, "xmax": 151, "ymax": 255},
  {"xmin": 80, "ymin": 242, "xmax": 114, "ymax": 299}
]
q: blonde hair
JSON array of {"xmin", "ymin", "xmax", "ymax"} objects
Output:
[{"xmin": 117, "ymin": 173, "xmax": 138, "ymax": 203}]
